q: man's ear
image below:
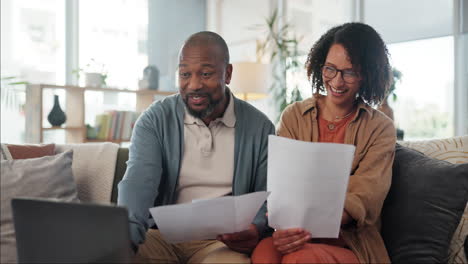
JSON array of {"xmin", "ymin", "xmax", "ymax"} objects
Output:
[{"xmin": 225, "ymin": 64, "xmax": 233, "ymax": 85}]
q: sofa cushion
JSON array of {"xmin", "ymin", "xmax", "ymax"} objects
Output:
[
  {"xmin": 381, "ymin": 144, "xmax": 468, "ymax": 263},
  {"xmin": 6, "ymin": 143, "xmax": 55, "ymax": 159},
  {"xmin": 55, "ymin": 143, "xmax": 119, "ymax": 203},
  {"xmin": 399, "ymin": 136, "xmax": 468, "ymax": 263},
  {"xmin": 0, "ymin": 150, "xmax": 79, "ymax": 263}
]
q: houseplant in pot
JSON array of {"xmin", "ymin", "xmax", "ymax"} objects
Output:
[
  {"xmin": 378, "ymin": 67, "xmax": 404, "ymax": 139},
  {"xmin": 254, "ymin": 9, "xmax": 303, "ymax": 122},
  {"xmin": 73, "ymin": 58, "xmax": 108, "ymax": 88},
  {"xmin": 378, "ymin": 67, "xmax": 402, "ymax": 121}
]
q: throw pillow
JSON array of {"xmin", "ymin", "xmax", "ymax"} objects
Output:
[
  {"xmin": 381, "ymin": 144, "xmax": 468, "ymax": 263},
  {"xmin": 399, "ymin": 135, "xmax": 468, "ymax": 263},
  {"xmin": 0, "ymin": 150, "xmax": 79, "ymax": 264},
  {"xmin": 5, "ymin": 143, "xmax": 55, "ymax": 160}
]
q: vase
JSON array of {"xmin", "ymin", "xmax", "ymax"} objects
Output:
[
  {"xmin": 47, "ymin": 95, "xmax": 67, "ymax": 127},
  {"xmin": 143, "ymin": 65, "xmax": 159, "ymax": 90}
]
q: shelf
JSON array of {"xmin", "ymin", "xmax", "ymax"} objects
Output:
[
  {"xmin": 42, "ymin": 126, "xmax": 85, "ymax": 131},
  {"xmin": 84, "ymin": 139, "xmax": 129, "ymax": 144},
  {"xmin": 25, "ymin": 83, "xmax": 175, "ymax": 144},
  {"xmin": 36, "ymin": 83, "xmax": 175, "ymax": 95}
]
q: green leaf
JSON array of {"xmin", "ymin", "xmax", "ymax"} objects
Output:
[
  {"xmin": 8, "ymin": 81, "xmax": 29, "ymax": 85},
  {"xmin": 1, "ymin": 76, "xmax": 17, "ymax": 80}
]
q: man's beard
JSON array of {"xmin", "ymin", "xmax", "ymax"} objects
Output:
[{"xmin": 183, "ymin": 92, "xmax": 223, "ymax": 119}]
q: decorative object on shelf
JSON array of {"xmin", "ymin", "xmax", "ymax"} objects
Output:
[
  {"xmin": 86, "ymin": 124, "xmax": 97, "ymax": 140},
  {"xmin": 138, "ymin": 65, "xmax": 159, "ymax": 90},
  {"xmin": 229, "ymin": 62, "xmax": 270, "ymax": 101},
  {"xmin": 72, "ymin": 58, "xmax": 108, "ymax": 87},
  {"xmin": 254, "ymin": 9, "xmax": 303, "ymax": 121},
  {"xmin": 85, "ymin": 72, "xmax": 106, "ymax": 88},
  {"xmin": 47, "ymin": 95, "xmax": 66, "ymax": 127}
]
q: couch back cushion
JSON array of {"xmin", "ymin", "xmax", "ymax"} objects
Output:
[
  {"xmin": 0, "ymin": 151, "xmax": 79, "ymax": 263},
  {"xmin": 381, "ymin": 144, "xmax": 468, "ymax": 263},
  {"xmin": 55, "ymin": 143, "xmax": 119, "ymax": 203}
]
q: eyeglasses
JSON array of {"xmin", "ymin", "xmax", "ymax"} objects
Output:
[{"xmin": 321, "ymin": 65, "xmax": 360, "ymax": 84}]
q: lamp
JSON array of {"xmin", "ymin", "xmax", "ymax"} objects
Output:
[{"xmin": 229, "ymin": 62, "xmax": 270, "ymax": 101}]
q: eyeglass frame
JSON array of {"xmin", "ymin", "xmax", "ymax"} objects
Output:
[{"xmin": 321, "ymin": 65, "xmax": 361, "ymax": 84}]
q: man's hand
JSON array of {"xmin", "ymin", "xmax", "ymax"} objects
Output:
[
  {"xmin": 272, "ymin": 228, "xmax": 311, "ymax": 255},
  {"xmin": 217, "ymin": 224, "xmax": 259, "ymax": 254}
]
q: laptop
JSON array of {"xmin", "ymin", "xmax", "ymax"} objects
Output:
[{"xmin": 12, "ymin": 198, "xmax": 132, "ymax": 263}]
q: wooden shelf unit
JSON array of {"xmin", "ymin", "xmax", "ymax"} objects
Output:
[{"xmin": 25, "ymin": 84, "xmax": 175, "ymax": 143}]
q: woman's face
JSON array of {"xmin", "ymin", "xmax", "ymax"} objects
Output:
[{"xmin": 322, "ymin": 44, "xmax": 362, "ymax": 108}]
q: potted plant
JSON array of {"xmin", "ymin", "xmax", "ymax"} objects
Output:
[
  {"xmin": 254, "ymin": 9, "xmax": 303, "ymax": 121},
  {"xmin": 378, "ymin": 67, "xmax": 402, "ymax": 121},
  {"xmin": 73, "ymin": 58, "xmax": 108, "ymax": 87},
  {"xmin": 1, "ymin": 76, "xmax": 28, "ymax": 111},
  {"xmin": 378, "ymin": 67, "xmax": 404, "ymax": 139}
]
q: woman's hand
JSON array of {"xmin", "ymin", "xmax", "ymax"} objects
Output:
[
  {"xmin": 341, "ymin": 210, "xmax": 353, "ymax": 227},
  {"xmin": 272, "ymin": 228, "xmax": 311, "ymax": 255}
]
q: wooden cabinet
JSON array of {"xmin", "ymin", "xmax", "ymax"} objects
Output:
[{"xmin": 25, "ymin": 84, "xmax": 174, "ymax": 143}]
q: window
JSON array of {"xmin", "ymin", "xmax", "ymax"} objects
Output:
[
  {"xmin": 78, "ymin": 0, "xmax": 148, "ymax": 89},
  {"xmin": 388, "ymin": 37, "xmax": 454, "ymax": 140},
  {"xmin": 1, "ymin": 0, "xmax": 65, "ymax": 143},
  {"xmin": 78, "ymin": 0, "xmax": 148, "ymax": 129}
]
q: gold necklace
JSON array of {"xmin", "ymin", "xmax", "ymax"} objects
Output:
[
  {"xmin": 322, "ymin": 102, "xmax": 356, "ymax": 130},
  {"xmin": 325, "ymin": 103, "xmax": 356, "ymax": 120},
  {"xmin": 333, "ymin": 110, "xmax": 354, "ymax": 120}
]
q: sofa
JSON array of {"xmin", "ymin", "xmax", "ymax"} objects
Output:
[{"xmin": 1, "ymin": 136, "xmax": 467, "ymax": 263}]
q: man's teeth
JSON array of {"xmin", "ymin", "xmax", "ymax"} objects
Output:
[{"xmin": 331, "ymin": 87, "xmax": 345, "ymax": 94}]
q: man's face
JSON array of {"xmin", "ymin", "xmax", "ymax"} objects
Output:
[{"xmin": 178, "ymin": 44, "xmax": 232, "ymax": 119}]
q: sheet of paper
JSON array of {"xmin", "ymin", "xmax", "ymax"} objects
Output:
[
  {"xmin": 149, "ymin": 191, "xmax": 270, "ymax": 243},
  {"xmin": 267, "ymin": 135, "xmax": 355, "ymax": 238}
]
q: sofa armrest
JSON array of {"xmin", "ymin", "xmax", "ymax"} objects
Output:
[{"xmin": 111, "ymin": 148, "xmax": 129, "ymax": 204}]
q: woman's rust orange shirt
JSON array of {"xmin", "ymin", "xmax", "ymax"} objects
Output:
[
  {"xmin": 277, "ymin": 95, "xmax": 396, "ymax": 263},
  {"xmin": 318, "ymin": 108, "xmax": 355, "ymax": 144}
]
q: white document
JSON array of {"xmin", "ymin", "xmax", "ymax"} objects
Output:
[
  {"xmin": 149, "ymin": 191, "xmax": 270, "ymax": 243},
  {"xmin": 267, "ymin": 135, "xmax": 355, "ymax": 238}
]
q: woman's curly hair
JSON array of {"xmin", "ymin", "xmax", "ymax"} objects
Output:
[{"xmin": 305, "ymin": 22, "xmax": 391, "ymax": 106}]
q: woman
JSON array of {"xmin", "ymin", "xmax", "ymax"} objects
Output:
[{"xmin": 252, "ymin": 22, "xmax": 396, "ymax": 263}]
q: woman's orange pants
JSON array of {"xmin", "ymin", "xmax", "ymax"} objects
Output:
[{"xmin": 252, "ymin": 237, "xmax": 359, "ymax": 264}]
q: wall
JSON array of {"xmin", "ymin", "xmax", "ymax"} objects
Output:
[{"xmin": 147, "ymin": 0, "xmax": 206, "ymax": 92}]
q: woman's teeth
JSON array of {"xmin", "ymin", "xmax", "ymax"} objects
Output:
[{"xmin": 331, "ymin": 87, "xmax": 345, "ymax": 94}]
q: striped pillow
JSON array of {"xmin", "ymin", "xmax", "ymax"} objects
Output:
[{"xmin": 399, "ymin": 136, "xmax": 468, "ymax": 264}]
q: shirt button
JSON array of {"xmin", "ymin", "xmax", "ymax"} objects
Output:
[{"xmin": 205, "ymin": 134, "xmax": 210, "ymax": 138}]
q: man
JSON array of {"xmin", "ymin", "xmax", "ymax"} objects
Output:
[{"xmin": 117, "ymin": 31, "xmax": 275, "ymax": 263}]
